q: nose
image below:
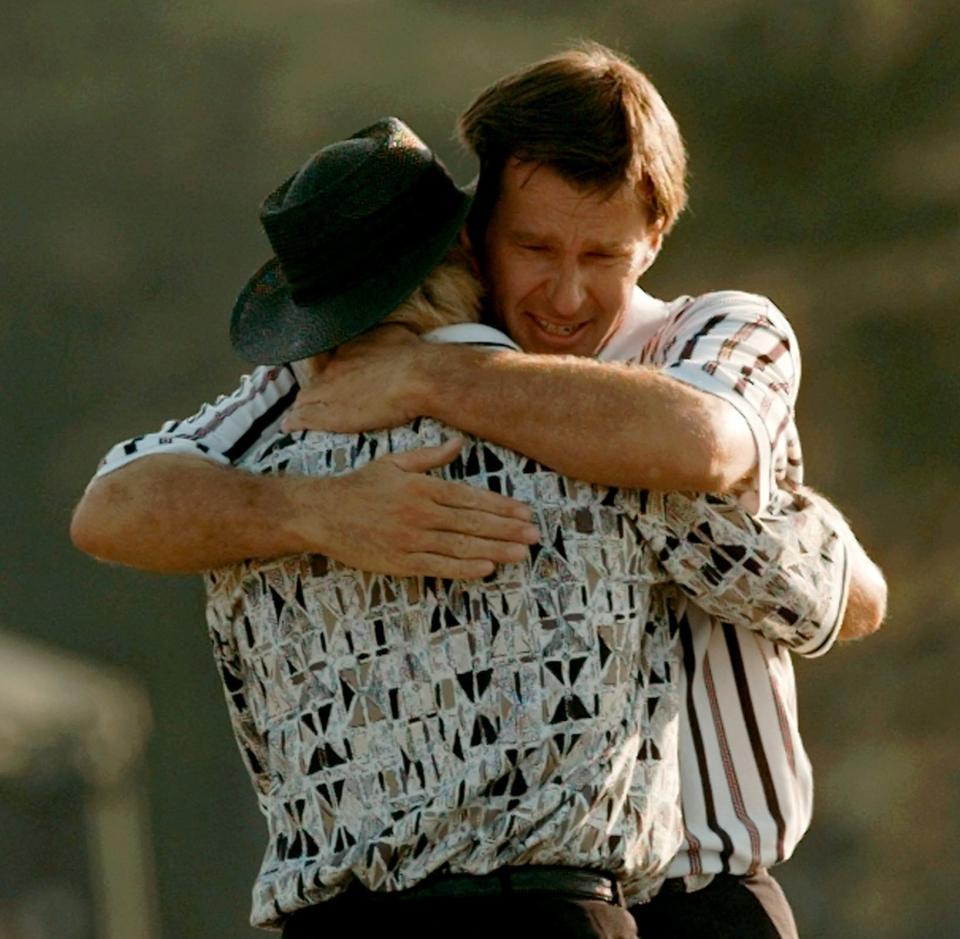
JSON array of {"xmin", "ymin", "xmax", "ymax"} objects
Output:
[{"xmin": 547, "ymin": 260, "xmax": 586, "ymax": 318}]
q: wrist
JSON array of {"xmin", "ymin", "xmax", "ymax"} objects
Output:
[
  {"xmin": 269, "ymin": 472, "xmax": 337, "ymax": 557},
  {"xmin": 401, "ymin": 340, "xmax": 451, "ymax": 420}
]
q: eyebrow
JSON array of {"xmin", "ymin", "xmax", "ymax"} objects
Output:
[{"xmin": 510, "ymin": 229, "xmax": 633, "ymax": 254}]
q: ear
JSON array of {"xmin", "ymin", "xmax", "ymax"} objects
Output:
[
  {"xmin": 635, "ymin": 220, "xmax": 664, "ymax": 278},
  {"xmin": 458, "ymin": 227, "xmax": 481, "ymax": 277}
]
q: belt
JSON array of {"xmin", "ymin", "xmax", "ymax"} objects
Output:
[
  {"xmin": 283, "ymin": 869, "xmax": 626, "ymax": 936},
  {"xmin": 308, "ymin": 867, "xmax": 624, "ymax": 906},
  {"xmin": 400, "ymin": 867, "xmax": 624, "ymax": 905}
]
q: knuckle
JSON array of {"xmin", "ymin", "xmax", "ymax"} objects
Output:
[
  {"xmin": 451, "ymin": 534, "xmax": 472, "ymax": 556},
  {"xmin": 463, "ymin": 517, "xmax": 481, "ymax": 537}
]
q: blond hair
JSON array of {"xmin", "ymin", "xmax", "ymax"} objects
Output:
[
  {"xmin": 294, "ymin": 246, "xmax": 481, "ymax": 384},
  {"xmin": 382, "ymin": 244, "xmax": 482, "ymax": 333}
]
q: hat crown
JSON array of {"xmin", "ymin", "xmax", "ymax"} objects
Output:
[
  {"xmin": 263, "ymin": 117, "xmax": 435, "ymax": 220},
  {"xmin": 280, "ymin": 137, "xmax": 373, "ymax": 209},
  {"xmin": 231, "ymin": 117, "xmax": 473, "ymax": 364}
]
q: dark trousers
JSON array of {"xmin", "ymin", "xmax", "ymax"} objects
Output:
[
  {"xmin": 283, "ymin": 891, "xmax": 638, "ymax": 939},
  {"xmin": 630, "ymin": 870, "xmax": 799, "ymax": 939}
]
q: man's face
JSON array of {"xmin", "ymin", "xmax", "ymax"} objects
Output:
[{"xmin": 480, "ymin": 160, "xmax": 662, "ymax": 357}]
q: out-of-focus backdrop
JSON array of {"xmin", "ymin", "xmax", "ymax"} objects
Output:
[{"xmin": 3, "ymin": 2, "xmax": 957, "ymax": 937}]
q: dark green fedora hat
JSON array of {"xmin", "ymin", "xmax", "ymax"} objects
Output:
[{"xmin": 230, "ymin": 117, "xmax": 472, "ymax": 364}]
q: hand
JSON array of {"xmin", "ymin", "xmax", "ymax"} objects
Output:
[
  {"xmin": 292, "ymin": 436, "xmax": 540, "ymax": 579},
  {"xmin": 283, "ymin": 325, "xmax": 426, "ymax": 434}
]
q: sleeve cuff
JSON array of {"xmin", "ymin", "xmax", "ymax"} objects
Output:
[
  {"xmin": 89, "ymin": 436, "xmax": 231, "ymax": 485},
  {"xmin": 792, "ymin": 529, "xmax": 852, "ymax": 658}
]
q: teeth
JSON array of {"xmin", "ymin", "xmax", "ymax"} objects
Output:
[{"xmin": 535, "ymin": 318, "xmax": 578, "ymax": 336}]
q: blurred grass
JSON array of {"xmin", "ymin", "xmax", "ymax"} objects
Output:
[{"xmin": 3, "ymin": 2, "xmax": 957, "ymax": 936}]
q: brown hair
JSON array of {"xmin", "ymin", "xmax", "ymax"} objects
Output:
[{"xmin": 458, "ymin": 42, "xmax": 688, "ymax": 251}]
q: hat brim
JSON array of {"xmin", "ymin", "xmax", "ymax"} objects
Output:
[{"xmin": 229, "ymin": 191, "xmax": 472, "ymax": 365}]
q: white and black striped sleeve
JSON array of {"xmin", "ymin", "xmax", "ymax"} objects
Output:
[
  {"xmin": 643, "ymin": 291, "xmax": 801, "ymax": 512},
  {"xmin": 90, "ymin": 365, "xmax": 300, "ymax": 481}
]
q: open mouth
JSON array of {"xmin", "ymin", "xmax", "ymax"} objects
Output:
[{"xmin": 532, "ymin": 316, "xmax": 586, "ymax": 338}]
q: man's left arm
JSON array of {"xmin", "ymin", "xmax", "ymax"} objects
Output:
[
  {"xmin": 636, "ymin": 486, "xmax": 885, "ymax": 657},
  {"xmin": 283, "ymin": 293, "xmax": 786, "ymax": 495},
  {"xmin": 285, "ymin": 295, "xmax": 885, "ymax": 640}
]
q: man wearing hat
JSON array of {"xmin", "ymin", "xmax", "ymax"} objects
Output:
[
  {"xmin": 74, "ymin": 114, "xmax": 853, "ymax": 938},
  {"xmin": 72, "ymin": 45, "xmax": 885, "ymax": 939}
]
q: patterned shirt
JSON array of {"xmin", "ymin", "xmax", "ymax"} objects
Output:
[
  {"xmin": 208, "ymin": 416, "xmax": 684, "ymax": 925},
  {"xmin": 90, "ymin": 292, "xmax": 852, "ymax": 917}
]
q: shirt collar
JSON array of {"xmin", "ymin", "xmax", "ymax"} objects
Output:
[
  {"xmin": 598, "ymin": 286, "xmax": 671, "ymax": 362},
  {"xmin": 423, "ymin": 323, "xmax": 521, "ymax": 351}
]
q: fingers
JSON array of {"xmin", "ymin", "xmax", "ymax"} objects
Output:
[
  {"xmin": 311, "ymin": 438, "xmax": 541, "ymax": 579},
  {"xmin": 425, "ymin": 504, "xmax": 540, "ymax": 546},
  {"xmin": 390, "ymin": 441, "xmax": 536, "ymax": 524},
  {"xmin": 415, "ymin": 528, "xmax": 534, "ymax": 564},
  {"xmin": 282, "ymin": 403, "xmax": 319, "ymax": 432},
  {"xmin": 389, "ymin": 437, "xmax": 465, "ymax": 474},
  {"xmin": 429, "ymin": 475, "xmax": 536, "ymax": 522}
]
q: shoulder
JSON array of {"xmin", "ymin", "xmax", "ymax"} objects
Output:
[
  {"xmin": 672, "ymin": 290, "xmax": 795, "ymax": 337},
  {"xmin": 653, "ymin": 290, "xmax": 800, "ymax": 366},
  {"xmin": 676, "ymin": 290, "xmax": 787, "ymax": 322}
]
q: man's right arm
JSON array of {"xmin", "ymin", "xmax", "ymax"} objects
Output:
[{"xmin": 70, "ymin": 368, "xmax": 539, "ymax": 577}]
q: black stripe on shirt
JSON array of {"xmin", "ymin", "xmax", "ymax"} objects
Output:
[
  {"xmin": 679, "ymin": 609, "xmax": 734, "ymax": 873},
  {"xmin": 224, "ymin": 381, "xmax": 301, "ymax": 464},
  {"xmin": 721, "ymin": 622, "xmax": 787, "ymax": 862},
  {"xmin": 677, "ymin": 314, "xmax": 728, "ymax": 363}
]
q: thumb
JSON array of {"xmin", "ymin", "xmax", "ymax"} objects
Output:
[{"xmin": 387, "ymin": 436, "xmax": 464, "ymax": 474}]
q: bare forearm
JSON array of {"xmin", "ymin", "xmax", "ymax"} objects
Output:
[
  {"xmin": 70, "ymin": 456, "xmax": 318, "ymax": 572},
  {"xmin": 70, "ymin": 446, "xmax": 540, "ymax": 578},
  {"xmin": 406, "ymin": 345, "xmax": 754, "ymax": 490}
]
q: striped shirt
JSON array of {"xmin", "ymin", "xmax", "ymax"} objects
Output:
[
  {"xmin": 605, "ymin": 289, "xmax": 840, "ymax": 885},
  {"xmin": 92, "ymin": 290, "xmax": 850, "ymax": 895}
]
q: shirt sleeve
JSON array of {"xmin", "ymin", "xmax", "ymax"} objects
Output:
[
  {"xmin": 635, "ymin": 487, "xmax": 851, "ymax": 658},
  {"xmin": 90, "ymin": 365, "xmax": 300, "ymax": 482},
  {"xmin": 643, "ymin": 291, "xmax": 802, "ymax": 512}
]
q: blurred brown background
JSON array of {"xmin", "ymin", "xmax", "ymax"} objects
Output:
[{"xmin": 3, "ymin": 1, "xmax": 958, "ymax": 936}]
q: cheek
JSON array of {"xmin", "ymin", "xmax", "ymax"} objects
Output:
[{"xmin": 491, "ymin": 255, "xmax": 542, "ymax": 310}]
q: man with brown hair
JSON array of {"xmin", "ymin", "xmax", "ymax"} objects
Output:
[
  {"xmin": 73, "ymin": 45, "xmax": 885, "ymax": 937},
  {"xmin": 278, "ymin": 45, "xmax": 885, "ymax": 936}
]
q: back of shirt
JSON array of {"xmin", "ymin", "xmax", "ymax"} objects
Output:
[{"xmin": 205, "ymin": 415, "xmax": 684, "ymax": 927}]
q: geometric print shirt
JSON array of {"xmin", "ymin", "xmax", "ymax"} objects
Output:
[
  {"xmin": 91, "ymin": 292, "xmax": 853, "ymax": 912},
  {"xmin": 206, "ymin": 415, "xmax": 684, "ymax": 926},
  {"xmin": 204, "ymin": 419, "xmax": 845, "ymax": 927}
]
